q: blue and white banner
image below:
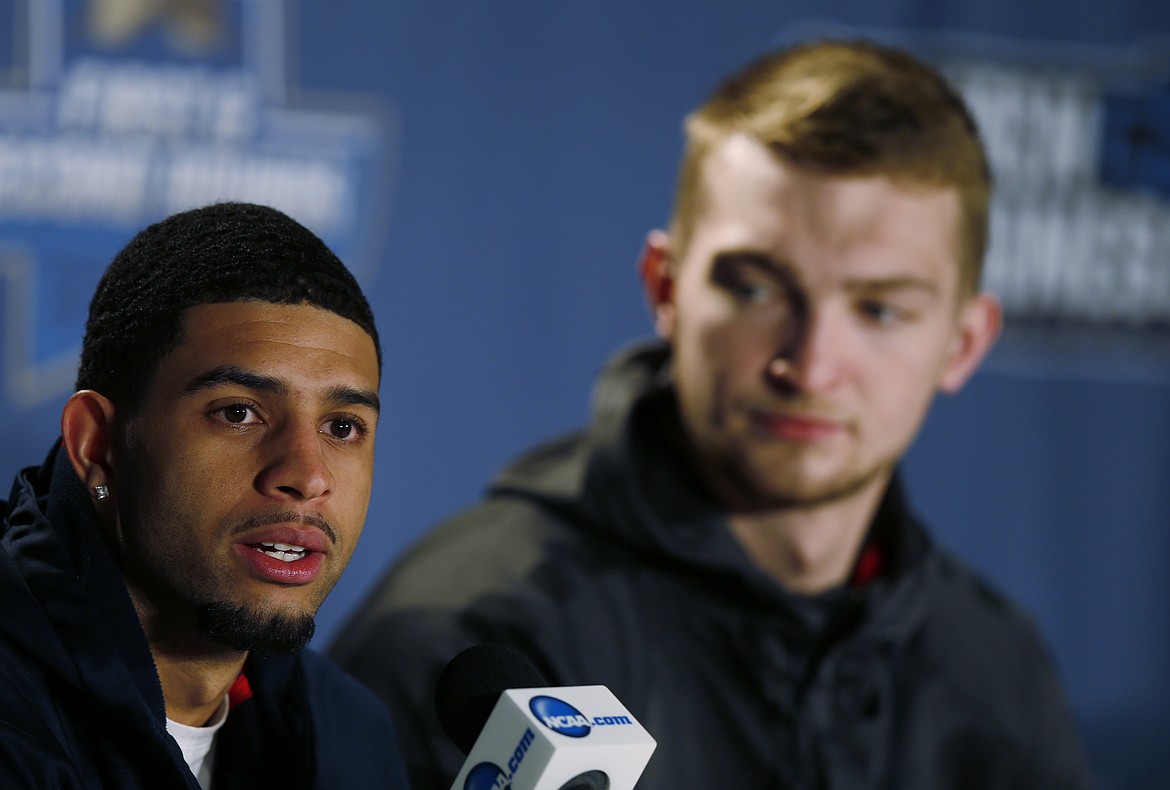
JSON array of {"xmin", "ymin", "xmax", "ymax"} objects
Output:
[{"xmin": 0, "ymin": 0, "xmax": 394, "ymax": 409}]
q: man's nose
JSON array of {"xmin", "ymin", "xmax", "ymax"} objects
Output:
[
  {"xmin": 767, "ymin": 307, "xmax": 847, "ymax": 394},
  {"xmin": 256, "ymin": 423, "xmax": 334, "ymax": 501}
]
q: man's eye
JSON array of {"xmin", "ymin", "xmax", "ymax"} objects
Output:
[
  {"xmin": 218, "ymin": 404, "xmax": 259, "ymax": 424},
  {"xmin": 731, "ymin": 282, "xmax": 774, "ymax": 302},
  {"xmin": 725, "ymin": 275, "xmax": 790, "ymax": 307},
  {"xmin": 859, "ymin": 301, "xmax": 907, "ymax": 324},
  {"xmin": 323, "ymin": 417, "xmax": 365, "ymax": 441}
]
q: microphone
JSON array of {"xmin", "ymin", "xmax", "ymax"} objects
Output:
[{"xmin": 436, "ymin": 644, "xmax": 657, "ymax": 790}]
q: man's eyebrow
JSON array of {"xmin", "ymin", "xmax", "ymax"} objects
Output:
[
  {"xmin": 325, "ymin": 385, "xmax": 381, "ymax": 415},
  {"xmin": 182, "ymin": 367, "xmax": 379, "ymax": 413},
  {"xmin": 183, "ymin": 366, "xmax": 289, "ymax": 397},
  {"xmin": 846, "ymin": 276, "xmax": 940, "ymax": 296},
  {"xmin": 713, "ymin": 250, "xmax": 788, "ymax": 276}
]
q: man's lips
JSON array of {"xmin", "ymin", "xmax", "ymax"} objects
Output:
[
  {"xmin": 236, "ymin": 525, "xmax": 331, "ymax": 555},
  {"xmin": 233, "ymin": 520, "xmax": 333, "ymax": 585},
  {"xmin": 233, "ymin": 510, "xmax": 338, "ymax": 545},
  {"xmin": 749, "ymin": 410, "xmax": 846, "ymax": 442}
]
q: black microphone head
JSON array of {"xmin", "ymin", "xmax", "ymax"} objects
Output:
[{"xmin": 435, "ymin": 643, "xmax": 549, "ymax": 755}]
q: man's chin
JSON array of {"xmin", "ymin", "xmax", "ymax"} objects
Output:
[
  {"xmin": 196, "ymin": 601, "xmax": 316, "ymax": 655},
  {"xmin": 723, "ymin": 457, "xmax": 892, "ymax": 511}
]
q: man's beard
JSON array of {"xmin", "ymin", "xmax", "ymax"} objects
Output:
[
  {"xmin": 196, "ymin": 601, "xmax": 316, "ymax": 655},
  {"xmin": 706, "ymin": 443, "xmax": 892, "ymax": 513}
]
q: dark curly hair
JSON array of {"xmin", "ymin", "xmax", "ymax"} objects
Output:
[{"xmin": 76, "ymin": 202, "xmax": 381, "ymax": 413}]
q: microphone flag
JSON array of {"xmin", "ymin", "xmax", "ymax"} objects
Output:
[{"xmin": 450, "ymin": 684, "xmax": 656, "ymax": 790}]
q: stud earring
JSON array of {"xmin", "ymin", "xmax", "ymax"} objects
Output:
[
  {"xmin": 767, "ymin": 358, "xmax": 791, "ymax": 378},
  {"xmin": 93, "ymin": 484, "xmax": 109, "ymax": 501}
]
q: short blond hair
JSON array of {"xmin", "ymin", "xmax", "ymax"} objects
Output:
[{"xmin": 670, "ymin": 40, "xmax": 991, "ymax": 299}]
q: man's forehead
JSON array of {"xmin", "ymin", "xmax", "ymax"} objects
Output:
[
  {"xmin": 176, "ymin": 301, "xmax": 374, "ymax": 347},
  {"xmin": 698, "ymin": 133, "xmax": 961, "ymax": 207},
  {"xmin": 160, "ymin": 301, "xmax": 380, "ymax": 391},
  {"xmin": 686, "ymin": 136, "xmax": 964, "ymax": 289}
]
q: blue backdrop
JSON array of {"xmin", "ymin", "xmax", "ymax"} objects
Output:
[{"xmin": 2, "ymin": 2, "xmax": 1168, "ymax": 787}]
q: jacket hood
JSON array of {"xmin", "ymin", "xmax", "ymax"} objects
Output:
[
  {"xmin": 1, "ymin": 444, "xmax": 183, "ymax": 777},
  {"xmin": 3, "ymin": 445, "xmax": 160, "ymax": 697},
  {"xmin": 490, "ymin": 342, "xmax": 733, "ymax": 562}
]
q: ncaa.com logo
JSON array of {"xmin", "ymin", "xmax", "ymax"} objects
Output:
[
  {"xmin": 462, "ymin": 727, "xmax": 536, "ymax": 790},
  {"xmin": 529, "ymin": 695, "xmax": 633, "ymax": 738}
]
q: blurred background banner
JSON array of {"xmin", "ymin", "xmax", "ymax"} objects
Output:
[
  {"xmin": 1, "ymin": 1, "xmax": 1167, "ymax": 786},
  {"xmin": 0, "ymin": 0, "xmax": 394, "ymax": 412}
]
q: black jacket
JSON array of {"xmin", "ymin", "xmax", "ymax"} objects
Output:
[
  {"xmin": 0, "ymin": 444, "xmax": 410, "ymax": 789},
  {"xmin": 332, "ymin": 342, "xmax": 1093, "ymax": 790}
]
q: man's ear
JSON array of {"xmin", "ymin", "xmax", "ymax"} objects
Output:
[
  {"xmin": 60, "ymin": 390, "xmax": 119, "ymax": 505},
  {"xmin": 939, "ymin": 292, "xmax": 1003, "ymax": 394},
  {"xmin": 638, "ymin": 229, "xmax": 677, "ymax": 340}
]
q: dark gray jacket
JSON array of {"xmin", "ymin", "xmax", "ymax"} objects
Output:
[{"xmin": 332, "ymin": 341, "xmax": 1093, "ymax": 790}]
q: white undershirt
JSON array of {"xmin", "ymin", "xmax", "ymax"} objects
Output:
[{"xmin": 166, "ymin": 696, "xmax": 229, "ymax": 790}]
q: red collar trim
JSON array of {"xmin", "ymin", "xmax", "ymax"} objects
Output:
[
  {"xmin": 227, "ymin": 672, "xmax": 253, "ymax": 709},
  {"xmin": 849, "ymin": 541, "xmax": 885, "ymax": 588}
]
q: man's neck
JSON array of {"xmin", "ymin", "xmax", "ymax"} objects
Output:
[
  {"xmin": 726, "ymin": 475, "xmax": 888, "ymax": 595},
  {"xmin": 153, "ymin": 646, "xmax": 247, "ymax": 727},
  {"xmin": 129, "ymin": 592, "xmax": 248, "ymax": 726}
]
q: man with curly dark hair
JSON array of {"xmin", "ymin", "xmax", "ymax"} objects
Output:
[{"xmin": 0, "ymin": 202, "xmax": 407, "ymax": 789}]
